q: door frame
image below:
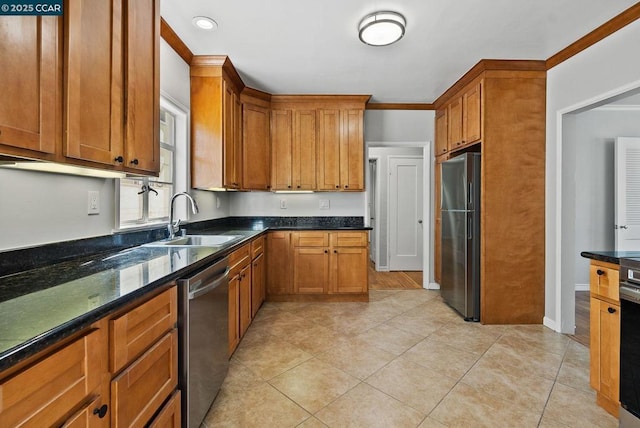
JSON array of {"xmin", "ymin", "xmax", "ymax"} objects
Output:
[
  {"xmin": 367, "ymin": 157, "xmax": 380, "ymax": 265},
  {"xmin": 365, "ymin": 141, "xmax": 432, "ymax": 289}
]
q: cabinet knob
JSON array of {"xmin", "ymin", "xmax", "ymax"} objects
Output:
[
  {"xmin": 130, "ymin": 158, "xmax": 139, "ymax": 165},
  {"xmin": 288, "ymin": 185, "xmax": 291, "ymax": 189},
  {"xmin": 266, "ymin": 185, "xmax": 271, "ymax": 189},
  {"xmin": 324, "ymin": 250, "xmax": 328, "ymax": 254},
  {"xmin": 335, "ymin": 185, "xmax": 339, "ymax": 189},
  {"xmin": 297, "ymin": 185, "xmax": 301, "ymax": 189},
  {"xmin": 596, "ymin": 269, "xmax": 605, "ymax": 276},
  {"xmin": 334, "ymin": 250, "xmax": 337, "ymax": 253},
  {"xmin": 114, "ymin": 156, "xmax": 124, "ymax": 163},
  {"xmin": 608, "ymin": 307, "xmax": 617, "ymax": 314},
  {"xmin": 344, "ymin": 185, "xmax": 349, "ymax": 189},
  {"xmin": 93, "ymin": 404, "xmax": 108, "ymax": 418}
]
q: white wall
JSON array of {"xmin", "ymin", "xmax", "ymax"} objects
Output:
[
  {"xmin": 570, "ymin": 109, "xmax": 640, "ymax": 288},
  {"xmin": 0, "ymin": 39, "xmax": 227, "ymax": 251},
  {"xmin": 229, "ymin": 192, "xmax": 364, "ymax": 216},
  {"xmin": 546, "ymin": 19, "xmax": 640, "ymax": 332},
  {"xmin": 365, "ymin": 110, "xmax": 434, "ymax": 143}
]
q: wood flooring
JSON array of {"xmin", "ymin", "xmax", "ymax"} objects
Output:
[
  {"xmin": 568, "ymin": 291, "xmax": 590, "ymax": 348},
  {"xmin": 368, "ymin": 262, "xmax": 422, "ymax": 290}
]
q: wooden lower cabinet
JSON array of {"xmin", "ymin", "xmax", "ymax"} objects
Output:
[
  {"xmin": 589, "ymin": 260, "xmax": 621, "ymax": 417},
  {"xmin": 111, "ymin": 329, "xmax": 178, "ymax": 428},
  {"xmin": 0, "ymin": 328, "xmax": 107, "ymax": 427},
  {"xmin": 266, "ymin": 231, "xmax": 293, "ymax": 295},
  {"xmin": 148, "ymin": 390, "xmax": 181, "ymax": 428},
  {"xmin": 228, "ymin": 274, "xmax": 240, "ymax": 356},
  {"xmin": 251, "ymin": 252, "xmax": 266, "ymax": 318},
  {"xmin": 62, "ymin": 395, "xmax": 109, "ymax": 428},
  {"xmin": 270, "ymin": 231, "xmax": 369, "ymax": 300},
  {"xmin": 239, "ymin": 264, "xmax": 252, "ymax": 337}
]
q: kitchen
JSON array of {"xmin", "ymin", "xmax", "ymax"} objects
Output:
[{"xmin": 1, "ymin": 1, "xmax": 640, "ymax": 427}]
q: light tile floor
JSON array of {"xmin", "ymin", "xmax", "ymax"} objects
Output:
[{"xmin": 203, "ymin": 289, "xmax": 617, "ymax": 428}]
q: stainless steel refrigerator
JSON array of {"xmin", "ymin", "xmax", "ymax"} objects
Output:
[{"xmin": 441, "ymin": 153, "xmax": 481, "ymax": 321}]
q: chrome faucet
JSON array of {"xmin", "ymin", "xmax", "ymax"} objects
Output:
[{"xmin": 168, "ymin": 192, "xmax": 199, "ymax": 239}]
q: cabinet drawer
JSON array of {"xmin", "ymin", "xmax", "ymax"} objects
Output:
[
  {"xmin": 148, "ymin": 390, "xmax": 181, "ymax": 428},
  {"xmin": 111, "ymin": 329, "xmax": 178, "ymax": 428},
  {"xmin": 251, "ymin": 235, "xmax": 265, "ymax": 259},
  {"xmin": 590, "ymin": 262, "xmax": 619, "ymax": 302},
  {"xmin": 229, "ymin": 243, "xmax": 251, "ymax": 278},
  {"xmin": 111, "ymin": 287, "xmax": 177, "ymax": 373},
  {"xmin": 293, "ymin": 231, "xmax": 329, "ymax": 247},
  {"xmin": 0, "ymin": 329, "xmax": 103, "ymax": 427},
  {"xmin": 331, "ymin": 231, "xmax": 368, "ymax": 247}
]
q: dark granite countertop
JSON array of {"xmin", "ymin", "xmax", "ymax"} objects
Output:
[
  {"xmin": 581, "ymin": 250, "xmax": 640, "ymax": 265},
  {"xmin": 0, "ymin": 216, "xmax": 368, "ymax": 372}
]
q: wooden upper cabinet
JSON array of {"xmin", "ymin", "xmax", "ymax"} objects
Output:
[
  {"xmin": 190, "ymin": 56, "xmax": 245, "ymax": 190},
  {"xmin": 0, "ymin": 16, "xmax": 60, "ymax": 157},
  {"xmin": 317, "ymin": 109, "xmax": 341, "ymax": 190},
  {"xmin": 123, "ymin": 0, "xmax": 160, "ymax": 174},
  {"xmin": 242, "ymin": 103, "xmax": 270, "ymax": 190},
  {"xmin": 340, "ymin": 109, "xmax": 364, "ymax": 190},
  {"xmin": 223, "ymin": 82, "xmax": 241, "ymax": 189},
  {"xmin": 271, "ymin": 109, "xmax": 293, "ymax": 190},
  {"xmin": 447, "ymin": 96, "xmax": 463, "ymax": 151},
  {"xmin": 434, "ymin": 109, "xmax": 448, "ymax": 155},
  {"xmin": 293, "ymin": 110, "xmax": 317, "ymax": 190},
  {"xmin": 64, "ymin": 0, "xmax": 123, "ymax": 167},
  {"xmin": 463, "ymin": 82, "xmax": 482, "ymax": 144}
]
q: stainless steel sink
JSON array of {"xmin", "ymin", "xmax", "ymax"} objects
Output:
[{"xmin": 143, "ymin": 235, "xmax": 241, "ymax": 247}]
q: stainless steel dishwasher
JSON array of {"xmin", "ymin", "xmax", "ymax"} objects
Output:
[{"xmin": 178, "ymin": 256, "xmax": 230, "ymax": 428}]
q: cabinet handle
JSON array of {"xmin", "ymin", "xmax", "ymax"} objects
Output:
[
  {"xmin": 130, "ymin": 158, "xmax": 139, "ymax": 165},
  {"xmin": 93, "ymin": 405, "xmax": 108, "ymax": 418},
  {"xmin": 596, "ymin": 269, "xmax": 605, "ymax": 276},
  {"xmin": 608, "ymin": 307, "xmax": 617, "ymax": 314},
  {"xmin": 114, "ymin": 156, "xmax": 124, "ymax": 163}
]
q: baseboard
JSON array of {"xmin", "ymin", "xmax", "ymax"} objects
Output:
[
  {"xmin": 376, "ymin": 266, "xmax": 390, "ymax": 272},
  {"xmin": 427, "ymin": 282, "xmax": 440, "ymax": 290},
  {"xmin": 575, "ymin": 283, "xmax": 589, "ymax": 291},
  {"xmin": 543, "ymin": 316, "xmax": 558, "ymax": 332}
]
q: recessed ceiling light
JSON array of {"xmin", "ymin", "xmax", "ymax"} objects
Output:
[
  {"xmin": 358, "ymin": 11, "xmax": 406, "ymax": 46},
  {"xmin": 192, "ymin": 16, "xmax": 218, "ymax": 31}
]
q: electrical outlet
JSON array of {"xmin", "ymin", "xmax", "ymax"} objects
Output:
[
  {"xmin": 88, "ymin": 191, "xmax": 100, "ymax": 215},
  {"xmin": 319, "ymin": 199, "xmax": 330, "ymax": 210},
  {"xmin": 87, "ymin": 294, "xmax": 100, "ymax": 309},
  {"xmin": 280, "ymin": 199, "xmax": 287, "ymax": 209}
]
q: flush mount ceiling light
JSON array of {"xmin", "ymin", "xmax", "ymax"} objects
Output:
[
  {"xmin": 192, "ymin": 16, "xmax": 218, "ymax": 31},
  {"xmin": 358, "ymin": 11, "xmax": 406, "ymax": 46}
]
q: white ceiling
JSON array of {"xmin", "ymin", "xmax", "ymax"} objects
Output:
[{"xmin": 160, "ymin": 0, "xmax": 637, "ymax": 103}]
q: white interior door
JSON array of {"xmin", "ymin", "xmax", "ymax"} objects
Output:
[
  {"xmin": 615, "ymin": 137, "xmax": 640, "ymax": 250},
  {"xmin": 388, "ymin": 156, "xmax": 423, "ymax": 270}
]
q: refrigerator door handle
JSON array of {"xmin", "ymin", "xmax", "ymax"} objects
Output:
[
  {"xmin": 468, "ymin": 214, "xmax": 473, "ymax": 239},
  {"xmin": 468, "ymin": 182, "xmax": 473, "ymax": 209}
]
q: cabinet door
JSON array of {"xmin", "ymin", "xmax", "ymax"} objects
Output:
[
  {"xmin": 266, "ymin": 231, "xmax": 292, "ymax": 295},
  {"xmin": 434, "ymin": 109, "xmax": 448, "ymax": 155},
  {"xmin": 124, "ymin": 0, "xmax": 159, "ymax": 174},
  {"xmin": 331, "ymin": 247, "xmax": 368, "ymax": 293},
  {"xmin": 463, "ymin": 82, "xmax": 481, "ymax": 144},
  {"xmin": 243, "ymin": 103, "xmax": 270, "ymax": 190},
  {"xmin": 293, "ymin": 109, "xmax": 317, "ymax": 190},
  {"xmin": 64, "ymin": 0, "xmax": 123, "ymax": 167},
  {"xmin": 590, "ymin": 298, "xmax": 620, "ymax": 404},
  {"xmin": 223, "ymin": 82, "xmax": 240, "ymax": 188},
  {"xmin": 148, "ymin": 390, "xmax": 181, "ymax": 428},
  {"xmin": 251, "ymin": 252, "xmax": 265, "ymax": 318},
  {"xmin": 0, "ymin": 330, "xmax": 104, "ymax": 427},
  {"xmin": 294, "ymin": 248, "xmax": 329, "ymax": 293},
  {"xmin": 317, "ymin": 109, "xmax": 341, "ymax": 190},
  {"xmin": 234, "ymin": 92, "xmax": 243, "ymax": 187},
  {"xmin": 0, "ymin": 16, "xmax": 59, "ymax": 156},
  {"xmin": 340, "ymin": 109, "xmax": 364, "ymax": 190},
  {"xmin": 228, "ymin": 274, "xmax": 240, "ymax": 355},
  {"xmin": 239, "ymin": 264, "xmax": 252, "ymax": 336},
  {"xmin": 590, "ymin": 262, "xmax": 620, "ymax": 301},
  {"xmin": 62, "ymin": 395, "xmax": 109, "ymax": 428},
  {"xmin": 271, "ymin": 109, "xmax": 293, "ymax": 190},
  {"xmin": 111, "ymin": 330, "xmax": 178, "ymax": 428},
  {"xmin": 447, "ymin": 97, "xmax": 463, "ymax": 150}
]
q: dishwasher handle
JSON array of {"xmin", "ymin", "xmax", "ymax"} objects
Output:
[{"xmin": 188, "ymin": 267, "xmax": 230, "ymax": 300}]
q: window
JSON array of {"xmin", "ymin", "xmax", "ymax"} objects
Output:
[{"xmin": 118, "ymin": 96, "xmax": 188, "ymax": 229}]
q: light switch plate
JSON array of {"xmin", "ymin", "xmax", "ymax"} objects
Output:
[
  {"xmin": 319, "ymin": 199, "xmax": 330, "ymax": 210},
  {"xmin": 280, "ymin": 199, "xmax": 287, "ymax": 209}
]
